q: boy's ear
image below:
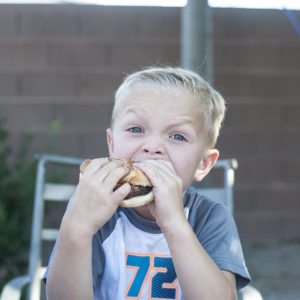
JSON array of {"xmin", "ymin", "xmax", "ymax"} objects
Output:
[
  {"xmin": 106, "ymin": 128, "xmax": 114, "ymax": 156},
  {"xmin": 194, "ymin": 149, "xmax": 219, "ymax": 182}
]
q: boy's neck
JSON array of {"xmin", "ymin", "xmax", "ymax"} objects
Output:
[{"xmin": 133, "ymin": 207, "xmax": 156, "ymax": 222}]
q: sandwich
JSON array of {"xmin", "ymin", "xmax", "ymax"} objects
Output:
[{"xmin": 79, "ymin": 158, "xmax": 153, "ymax": 208}]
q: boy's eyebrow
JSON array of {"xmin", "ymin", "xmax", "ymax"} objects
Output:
[
  {"xmin": 121, "ymin": 107, "xmax": 150, "ymax": 121},
  {"xmin": 166, "ymin": 118, "xmax": 199, "ymax": 132},
  {"xmin": 125, "ymin": 109, "xmax": 195, "ymax": 125},
  {"xmin": 122, "ymin": 107, "xmax": 199, "ymax": 131}
]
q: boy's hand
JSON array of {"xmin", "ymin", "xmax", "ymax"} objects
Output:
[
  {"xmin": 63, "ymin": 158, "xmax": 131, "ymax": 237},
  {"xmin": 134, "ymin": 160, "xmax": 186, "ymax": 232}
]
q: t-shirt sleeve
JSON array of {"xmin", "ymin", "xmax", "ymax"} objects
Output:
[
  {"xmin": 92, "ymin": 232, "xmax": 105, "ymax": 289},
  {"xmin": 194, "ymin": 202, "xmax": 251, "ymax": 289}
]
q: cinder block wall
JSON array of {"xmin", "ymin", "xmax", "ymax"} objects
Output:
[
  {"xmin": 0, "ymin": 5, "xmax": 180, "ymax": 159},
  {"xmin": 0, "ymin": 5, "xmax": 299, "ymax": 241},
  {"xmin": 213, "ymin": 9, "xmax": 300, "ymax": 240}
]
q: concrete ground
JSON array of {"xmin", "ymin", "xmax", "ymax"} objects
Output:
[{"xmin": 242, "ymin": 240, "xmax": 300, "ymax": 300}]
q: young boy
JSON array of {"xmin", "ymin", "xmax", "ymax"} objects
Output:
[{"xmin": 45, "ymin": 66, "xmax": 250, "ymax": 299}]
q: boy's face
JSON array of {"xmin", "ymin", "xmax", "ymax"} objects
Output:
[{"xmin": 107, "ymin": 88, "xmax": 213, "ymax": 191}]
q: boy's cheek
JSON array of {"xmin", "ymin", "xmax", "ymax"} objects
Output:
[{"xmin": 109, "ymin": 146, "xmax": 133, "ymax": 160}]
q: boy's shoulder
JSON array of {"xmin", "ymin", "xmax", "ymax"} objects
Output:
[
  {"xmin": 184, "ymin": 186, "xmax": 230, "ymax": 218},
  {"xmin": 184, "ymin": 186, "xmax": 234, "ymax": 236}
]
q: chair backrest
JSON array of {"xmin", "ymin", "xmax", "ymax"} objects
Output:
[
  {"xmin": 28, "ymin": 154, "xmax": 83, "ymax": 300},
  {"xmin": 191, "ymin": 159, "xmax": 238, "ymax": 214},
  {"xmin": 28, "ymin": 154, "xmax": 238, "ymax": 300}
]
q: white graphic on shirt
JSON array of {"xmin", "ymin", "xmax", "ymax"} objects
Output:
[{"xmin": 98, "ymin": 211, "xmax": 189, "ymax": 299}]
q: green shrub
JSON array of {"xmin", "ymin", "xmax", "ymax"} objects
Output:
[
  {"xmin": 0, "ymin": 118, "xmax": 63, "ymax": 290},
  {"xmin": 0, "ymin": 119, "xmax": 36, "ymax": 289}
]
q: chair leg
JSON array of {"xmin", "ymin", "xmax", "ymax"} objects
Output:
[
  {"xmin": 0, "ymin": 275, "xmax": 31, "ymax": 300},
  {"xmin": 239, "ymin": 285, "xmax": 263, "ymax": 300}
]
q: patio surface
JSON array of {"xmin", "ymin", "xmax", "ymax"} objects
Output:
[{"xmin": 243, "ymin": 239, "xmax": 300, "ymax": 300}]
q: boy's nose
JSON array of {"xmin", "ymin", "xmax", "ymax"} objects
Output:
[{"xmin": 142, "ymin": 139, "xmax": 165, "ymax": 156}]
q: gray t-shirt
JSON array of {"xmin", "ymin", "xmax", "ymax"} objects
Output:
[{"xmin": 90, "ymin": 186, "xmax": 250, "ymax": 299}]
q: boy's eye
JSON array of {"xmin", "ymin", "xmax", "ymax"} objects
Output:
[
  {"xmin": 170, "ymin": 133, "xmax": 187, "ymax": 142},
  {"xmin": 128, "ymin": 127, "xmax": 142, "ymax": 134}
]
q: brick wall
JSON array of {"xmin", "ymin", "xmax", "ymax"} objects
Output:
[
  {"xmin": 213, "ymin": 8, "xmax": 300, "ymax": 240},
  {"xmin": 0, "ymin": 5, "xmax": 180, "ymax": 158},
  {"xmin": 0, "ymin": 5, "xmax": 299, "ymax": 241}
]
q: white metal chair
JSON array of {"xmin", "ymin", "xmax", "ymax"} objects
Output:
[
  {"xmin": 0, "ymin": 154, "xmax": 82, "ymax": 300},
  {"xmin": 0, "ymin": 154, "xmax": 263, "ymax": 300}
]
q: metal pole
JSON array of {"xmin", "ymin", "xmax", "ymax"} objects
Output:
[
  {"xmin": 28, "ymin": 157, "xmax": 46, "ymax": 300},
  {"xmin": 180, "ymin": 0, "xmax": 213, "ymax": 82}
]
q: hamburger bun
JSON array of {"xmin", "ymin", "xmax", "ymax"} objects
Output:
[{"xmin": 79, "ymin": 158, "xmax": 153, "ymax": 208}]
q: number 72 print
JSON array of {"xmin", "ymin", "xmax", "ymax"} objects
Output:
[{"xmin": 125, "ymin": 252, "xmax": 179, "ymax": 299}]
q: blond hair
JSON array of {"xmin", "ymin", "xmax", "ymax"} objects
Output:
[{"xmin": 112, "ymin": 66, "xmax": 226, "ymax": 148}]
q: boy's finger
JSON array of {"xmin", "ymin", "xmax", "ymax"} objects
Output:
[
  {"xmin": 136, "ymin": 160, "xmax": 176, "ymax": 180},
  {"xmin": 133, "ymin": 163, "xmax": 168, "ymax": 187},
  {"xmin": 139, "ymin": 159, "xmax": 175, "ymax": 173},
  {"xmin": 92, "ymin": 159, "xmax": 127, "ymax": 183},
  {"xmin": 80, "ymin": 157, "xmax": 110, "ymax": 176},
  {"xmin": 111, "ymin": 183, "xmax": 131, "ymax": 204},
  {"xmin": 103, "ymin": 164, "xmax": 130, "ymax": 188}
]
